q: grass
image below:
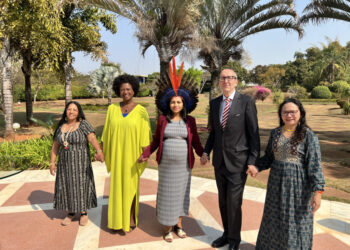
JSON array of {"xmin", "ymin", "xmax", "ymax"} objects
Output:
[
  {"xmin": 325, "ymin": 177, "xmax": 350, "ymax": 194},
  {"xmin": 2, "ymin": 95, "xmax": 350, "ymax": 202},
  {"xmin": 322, "ymin": 195, "xmax": 350, "ymax": 204}
]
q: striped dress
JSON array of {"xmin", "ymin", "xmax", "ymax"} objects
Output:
[
  {"xmin": 157, "ymin": 120, "xmax": 191, "ymax": 226},
  {"xmin": 53, "ymin": 120, "xmax": 97, "ymax": 213}
]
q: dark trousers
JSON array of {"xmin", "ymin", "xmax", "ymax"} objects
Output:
[{"xmin": 214, "ymin": 163, "xmax": 247, "ymax": 243}]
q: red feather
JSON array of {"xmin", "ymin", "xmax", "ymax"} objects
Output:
[{"xmin": 169, "ymin": 56, "xmax": 182, "ymax": 95}]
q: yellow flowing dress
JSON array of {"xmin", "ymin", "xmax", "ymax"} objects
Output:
[{"xmin": 101, "ymin": 103, "xmax": 151, "ymax": 231}]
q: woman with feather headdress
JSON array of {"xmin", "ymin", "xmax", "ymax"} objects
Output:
[{"xmin": 138, "ymin": 57, "xmax": 204, "ymax": 242}]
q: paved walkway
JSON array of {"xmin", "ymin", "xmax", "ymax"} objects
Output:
[{"xmin": 0, "ymin": 163, "xmax": 349, "ymax": 250}]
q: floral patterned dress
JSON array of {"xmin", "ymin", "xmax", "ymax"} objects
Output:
[{"xmin": 256, "ymin": 127, "xmax": 325, "ymax": 250}]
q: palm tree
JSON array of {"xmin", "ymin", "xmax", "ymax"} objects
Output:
[
  {"xmin": 301, "ymin": 0, "xmax": 350, "ymax": 24},
  {"xmin": 88, "ymin": 63, "xmax": 122, "ymax": 105},
  {"xmin": 82, "ymin": 0, "xmax": 203, "ymax": 75},
  {"xmin": 199, "ymin": 0, "xmax": 303, "ymax": 98},
  {"xmin": 59, "ymin": 3, "xmax": 117, "ymax": 104}
]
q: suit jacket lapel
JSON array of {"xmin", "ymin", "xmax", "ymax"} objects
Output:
[
  {"xmin": 225, "ymin": 92, "xmax": 240, "ymax": 128},
  {"xmin": 213, "ymin": 96, "xmax": 222, "ymax": 129}
]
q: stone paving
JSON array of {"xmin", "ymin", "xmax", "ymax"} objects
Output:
[{"xmin": 0, "ymin": 162, "xmax": 349, "ymax": 250}]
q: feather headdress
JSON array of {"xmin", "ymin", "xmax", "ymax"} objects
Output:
[{"xmin": 155, "ymin": 57, "xmax": 199, "ymax": 114}]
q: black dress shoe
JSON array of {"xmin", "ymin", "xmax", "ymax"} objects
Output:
[
  {"xmin": 228, "ymin": 241, "xmax": 239, "ymax": 250},
  {"xmin": 211, "ymin": 236, "xmax": 228, "ymax": 248}
]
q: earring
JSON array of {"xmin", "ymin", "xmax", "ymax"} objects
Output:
[
  {"xmin": 65, "ymin": 117, "xmax": 67, "ymax": 121},
  {"xmin": 79, "ymin": 118, "xmax": 82, "ymax": 122}
]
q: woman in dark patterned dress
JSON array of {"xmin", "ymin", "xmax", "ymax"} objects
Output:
[
  {"xmin": 49, "ymin": 101, "xmax": 104, "ymax": 226},
  {"xmin": 138, "ymin": 58, "xmax": 203, "ymax": 243},
  {"xmin": 253, "ymin": 98, "xmax": 325, "ymax": 250}
]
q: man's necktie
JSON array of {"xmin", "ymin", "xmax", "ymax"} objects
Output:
[{"xmin": 221, "ymin": 98, "xmax": 231, "ymax": 129}]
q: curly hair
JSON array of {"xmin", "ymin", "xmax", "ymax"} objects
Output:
[
  {"xmin": 53, "ymin": 101, "xmax": 86, "ymax": 140},
  {"xmin": 112, "ymin": 74, "xmax": 139, "ymax": 97},
  {"xmin": 278, "ymin": 98, "xmax": 309, "ymax": 149},
  {"xmin": 165, "ymin": 96, "xmax": 188, "ymax": 122}
]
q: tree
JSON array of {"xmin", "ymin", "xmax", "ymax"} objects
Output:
[
  {"xmin": 182, "ymin": 67, "xmax": 203, "ymax": 87},
  {"xmin": 250, "ymin": 65, "xmax": 268, "ymax": 85},
  {"xmin": 88, "ymin": 64, "xmax": 122, "ymax": 105},
  {"xmin": 260, "ymin": 66, "xmax": 286, "ymax": 90},
  {"xmin": 223, "ymin": 60, "xmax": 249, "ymax": 84},
  {"xmin": 198, "ymin": 0, "xmax": 302, "ymax": 98},
  {"xmin": 59, "ymin": 3, "xmax": 117, "ymax": 104},
  {"xmin": 4, "ymin": 0, "xmax": 71, "ymax": 124},
  {"xmin": 0, "ymin": 35, "xmax": 14, "ymax": 138},
  {"xmin": 301, "ymin": 0, "xmax": 350, "ymax": 24},
  {"xmin": 83, "ymin": 0, "xmax": 202, "ymax": 76}
]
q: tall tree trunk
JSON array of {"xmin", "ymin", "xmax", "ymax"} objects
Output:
[
  {"xmin": 210, "ymin": 70, "xmax": 221, "ymax": 99},
  {"xmin": 64, "ymin": 58, "xmax": 73, "ymax": 105},
  {"xmin": 22, "ymin": 50, "xmax": 33, "ymax": 125},
  {"xmin": 160, "ymin": 60, "xmax": 170, "ymax": 77},
  {"xmin": 107, "ymin": 91, "xmax": 112, "ymax": 106},
  {"xmin": 1, "ymin": 35, "xmax": 14, "ymax": 138},
  {"xmin": 207, "ymin": 69, "xmax": 220, "ymax": 127}
]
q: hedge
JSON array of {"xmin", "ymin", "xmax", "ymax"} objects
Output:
[
  {"xmin": 0, "ymin": 137, "xmax": 99, "ymax": 170},
  {"xmin": 311, "ymin": 86, "xmax": 332, "ymax": 99}
]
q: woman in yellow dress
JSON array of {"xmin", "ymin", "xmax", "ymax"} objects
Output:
[{"xmin": 101, "ymin": 74, "xmax": 151, "ymax": 232}]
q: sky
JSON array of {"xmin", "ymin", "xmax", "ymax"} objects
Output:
[{"xmin": 72, "ymin": 0, "xmax": 350, "ymax": 76}]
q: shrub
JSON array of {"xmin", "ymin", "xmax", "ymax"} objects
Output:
[
  {"xmin": 0, "ymin": 136, "xmax": 99, "ymax": 170},
  {"xmin": 272, "ymin": 90, "xmax": 284, "ymax": 106},
  {"xmin": 241, "ymin": 86, "xmax": 271, "ymax": 101},
  {"xmin": 343, "ymin": 101, "xmax": 350, "ymax": 115},
  {"xmin": 241, "ymin": 87, "xmax": 257, "ymax": 99},
  {"xmin": 255, "ymin": 86, "xmax": 271, "ymax": 101},
  {"xmin": 287, "ymin": 84, "xmax": 308, "ymax": 99},
  {"xmin": 311, "ymin": 86, "xmax": 332, "ymax": 99},
  {"xmin": 329, "ymin": 80, "xmax": 350, "ymax": 93},
  {"xmin": 337, "ymin": 99, "xmax": 346, "ymax": 108},
  {"xmin": 137, "ymin": 88, "xmax": 152, "ymax": 97},
  {"xmin": 13, "ymin": 83, "xmax": 96, "ymax": 102}
]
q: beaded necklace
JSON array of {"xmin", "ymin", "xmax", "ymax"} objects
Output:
[{"xmin": 61, "ymin": 122, "xmax": 76, "ymax": 150}]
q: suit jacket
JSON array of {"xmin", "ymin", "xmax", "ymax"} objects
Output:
[
  {"xmin": 204, "ymin": 92, "xmax": 260, "ymax": 173},
  {"xmin": 142, "ymin": 115, "xmax": 204, "ymax": 169}
]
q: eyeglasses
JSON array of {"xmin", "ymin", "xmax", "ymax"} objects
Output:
[
  {"xmin": 281, "ymin": 110, "xmax": 299, "ymax": 116},
  {"xmin": 219, "ymin": 76, "xmax": 237, "ymax": 81}
]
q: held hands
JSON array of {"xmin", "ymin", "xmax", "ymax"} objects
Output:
[
  {"xmin": 246, "ymin": 165, "xmax": 259, "ymax": 178},
  {"xmin": 137, "ymin": 154, "xmax": 148, "ymax": 163},
  {"xmin": 94, "ymin": 151, "xmax": 105, "ymax": 162},
  {"xmin": 200, "ymin": 153, "xmax": 209, "ymax": 165}
]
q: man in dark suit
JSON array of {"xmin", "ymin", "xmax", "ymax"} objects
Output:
[{"xmin": 201, "ymin": 69, "xmax": 260, "ymax": 250}]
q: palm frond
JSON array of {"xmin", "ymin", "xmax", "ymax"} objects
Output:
[{"xmin": 301, "ymin": 0, "xmax": 350, "ymax": 24}]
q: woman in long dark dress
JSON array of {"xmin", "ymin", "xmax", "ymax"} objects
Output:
[
  {"xmin": 252, "ymin": 98, "xmax": 325, "ymax": 249},
  {"xmin": 50, "ymin": 101, "xmax": 104, "ymax": 226}
]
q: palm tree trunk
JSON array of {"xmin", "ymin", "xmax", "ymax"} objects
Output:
[
  {"xmin": 64, "ymin": 58, "xmax": 73, "ymax": 105},
  {"xmin": 107, "ymin": 92, "xmax": 112, "ymax": 106},
  {"xmin": 210, "ymin": 70, "xmax": 221, "ymax": 99},
  {"xmin": 1, "ymin": 35, "xmax": 14, "ymax": 138},
  {"xmin": 160, "ymin": 60, "xmax": 170, "ymax": 77},
  {"xmin": 22, "ymin": 50, "xmax": 33, "ymax": 125}
]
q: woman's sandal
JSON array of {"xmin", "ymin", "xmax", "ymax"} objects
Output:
[
  {"xmin": 79, "ymin": 212, "xmax": 88, "ymax": 226},
  {"xmin": 61, "ymin": 213, "xmax": 75, "ymax": 226},
  {"xmin": 174, "ymin": 225, "xmax": 187, "ymax": 238},
  {"xmin": 163, "ymin": 231, "xmax": 173, "ymax": 243}
]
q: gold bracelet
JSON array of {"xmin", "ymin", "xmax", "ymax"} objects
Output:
[
  {"xmin": 50, "ymin": 162, "xmax": 56, "ymax": 166},
  {"xmin": 97, "ymin": 149, "xmax": 102, "ymax": 153}
]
